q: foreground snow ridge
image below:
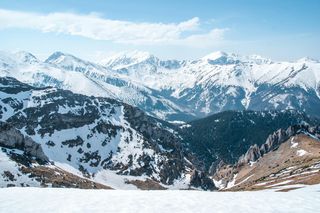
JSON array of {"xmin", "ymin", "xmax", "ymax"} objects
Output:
[{"xmin": 0, "ymin": 186, "xmax": 320, "ymax": 213}]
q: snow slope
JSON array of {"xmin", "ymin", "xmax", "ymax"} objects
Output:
[
  {"xmin": 0, "ymin": 150, "xmax": 41, "ymax": 188},
  {"xmin": 0, "ymin": 185, "xmax": 319, "ymax": 213}
]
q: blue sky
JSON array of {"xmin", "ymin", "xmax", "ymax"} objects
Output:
[{"xmin": 0, "ymin": 0, "xmax": 319, "ymax": 61}]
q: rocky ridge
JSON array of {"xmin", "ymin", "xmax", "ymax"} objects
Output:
[{"xmin": 213, "ymin": 125, "xmax": 320, "ymax": 191}]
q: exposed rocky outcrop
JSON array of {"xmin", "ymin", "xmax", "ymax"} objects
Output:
[
  {"xmin": 226, "ymin": 134, "xmax": 320, "ymax": 191},
  {"xmin": 190, "ymin": 170, "xmax": 216, "ymax": 190},
  {"xmin": 214, "ymin": 125, "xmax": 320, "ymax": 190},
  {"xmin": 238, "ymin": 125, "xmax": 320, "ymax": 165},
  {"xmin": 0, "ymin": 121, "xmax": 49, "ymax": 163}
]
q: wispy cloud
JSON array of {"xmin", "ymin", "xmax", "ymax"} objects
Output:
[{"xmin": 0, "ymin": 9, "xmax": 227, "ymax": 47}]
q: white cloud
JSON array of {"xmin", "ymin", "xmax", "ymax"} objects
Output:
[
  {"xmin": 0, "ymin": 9, "xmax": 226, "ymax": 47},
  {"xmin": 169, "ymin": 28, "xmax": 228, "ymax": 48}
]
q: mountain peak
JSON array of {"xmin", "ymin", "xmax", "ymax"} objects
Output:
[
  {"xmin": 44, "ymin": 51, "xmax": 105, "ymax": 74},
  {"xmin": 120, "ymin": 50, "xmax": 154, "ymax": 60},
  {"xmin": 14, "ymin": 51, "xmax": 39, "ymax": 64},
  {"xmin": 244, "ymin": 54, "xmax": 272, "ymax": 64},
  {"xmin": 101, "ymin": 50, "xmax": 158, "ymax": 69},
  {"xmin": 111, "ymin": 50, "xmax": 154, "ymax": 60},
  {"xmin": 202, "ymin": 51, "xmax": 240, "ymax": 65},
  {"xmin": 202, "ymin": 51, "xmax": 228, "ymax": 60},
  {"xmin": 201, "ymin": 51, "xmax": 272, "ymax": 65},
  {"xmin": 297, "ymin": 57, "xmax": 319, "ymax": 63},
  {"xmin": 44, "ymin": 51, "xmax": 87, "ymax": 65},
  {"xmin": 45, "ymin": 51, "xmax": 67, "ymax": 63}
]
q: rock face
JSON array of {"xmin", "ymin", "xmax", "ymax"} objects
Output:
[
  {"xmin": 190, "ymin": 170, "xmax": 216, "ymax": 190},
  {"xmin": 238, "ymin": 125, "xmax": 320, "ymax": 165},
  {"xmin": 0, "ymin": 77, "xmax": 213, "ymax": 190},
  {"xmin": 0, "ymin": 122, "xmax": 48, "ymax": 163},
  {"xmin": 233, "ymin": 133, "xmax": 320, "ymax": 191},
  {"xmin": 214, "ymin": 125, "xmax": 320, "ymax": 190},
  {"xmin": 239, "ymin": 144, "xmax": 261, "ymax": 164}
]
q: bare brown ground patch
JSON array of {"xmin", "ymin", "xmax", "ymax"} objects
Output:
[
  {"xmin": 126, "ymin": 179, "xmax": 167, "ymax": 190},
  {"xmin": 20, "ymin": 166, "xmax": 112, "ymax": 189}
]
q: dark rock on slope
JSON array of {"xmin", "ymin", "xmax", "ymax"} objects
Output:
[{"xmin": 0, "ymin": 121, "xmax": 48, "ymax": 163}]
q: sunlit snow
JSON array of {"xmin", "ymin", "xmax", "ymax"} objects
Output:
[{"xmin": 0, "ymin": 186, "xmax": 320, "ymax": 213}]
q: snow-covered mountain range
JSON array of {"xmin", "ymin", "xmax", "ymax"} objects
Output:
[
  {"xmin": 0, "ymin": 77, "xmax": 213, "ymax": 189},
  {"xmin": 0, "ymin": 50, "xmax": 319, "ymax": 121},
  {"xmin": 0, "ymin": 76, "xmax": 319, "ymax": 191}
]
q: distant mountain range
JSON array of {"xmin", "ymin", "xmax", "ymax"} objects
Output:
[{"xmin": 1, "ymin": 50, "xmax": 319, "ymax": 121}]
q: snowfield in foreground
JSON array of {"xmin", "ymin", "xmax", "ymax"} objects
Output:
[{"xmin": 0, "ymin": 186, "xmax": 320, "ymax": 213}]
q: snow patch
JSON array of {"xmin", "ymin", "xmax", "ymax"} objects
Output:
[
  {"xmin": 290, "ymin": 137, "xmax": 299, "ymax": 148},
  {"xmin": 297, "ymin": 149, "xmax": 308, "ymax": 156}
]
